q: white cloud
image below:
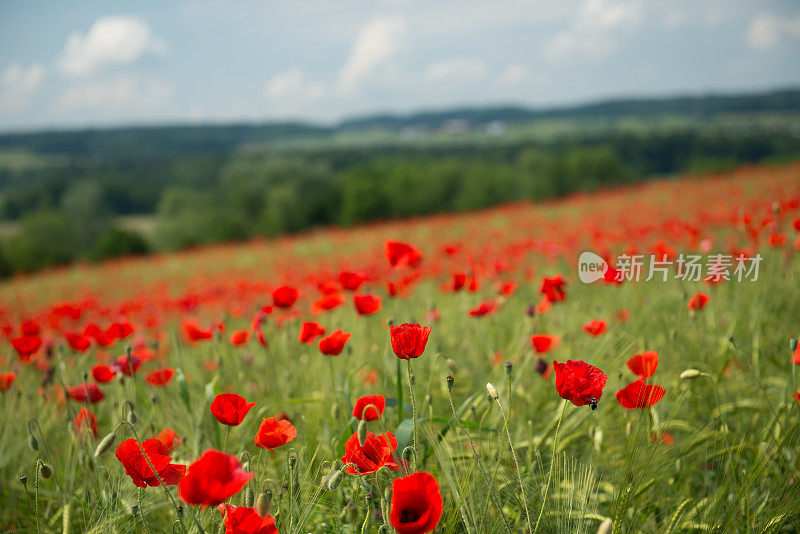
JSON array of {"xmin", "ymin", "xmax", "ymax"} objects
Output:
[
  {"xmin": 338, "ymin": 15, "xmax": 404, "ymax": 93},
  {"xmin": 266, "ymin": 68, "xmax": 327, "ymax": 100},
  {"xmin": 58, "ymin": 16, "xmax": 166, "ymax": 76},
  {"xmin": 57, "ymin": 75, "xmax": 174, "ymax": 113},
  {"xmin": 0, "ymin": 63, "xmax": 46, "ymax": 113},
  {"xmin": 424, "ymin": 58, "xmax": 487, "ymax": 83},
  {"xmin": 543, "ymin": 0, "xmax": 642, "ymax": 63},
  {"xmin": 746, "ymin": 12, "xmax": 800, "ymax": 51}
]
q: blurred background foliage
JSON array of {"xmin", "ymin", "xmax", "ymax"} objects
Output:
[{"xmin": 0, "ymin": 88, "xmax": 799, "ymax": 274}]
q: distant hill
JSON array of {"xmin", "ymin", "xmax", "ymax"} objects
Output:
[{"xmin": 0, "ymin": 87, "xmax": 798, "ymax": 158}]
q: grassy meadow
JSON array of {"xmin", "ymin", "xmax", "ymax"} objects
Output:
[{"xmin": 1, "ymin": 162, "xmax": 800, "ymax": 533}]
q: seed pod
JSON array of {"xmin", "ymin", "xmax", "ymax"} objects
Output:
[
  {"xmin": 680, "ymin": 369, "xmax": 701, "ymax": 380},
  {"xmin": 256, "ymin": 489, "xmax": 272, "ymax": 517},
  {"xmin": 327, "ymin": 468, "xmax": 345, "ymax": 491},
  {"xmin": 28, "ymin": 434, "xmax": 39, "ymax": 451},
  {"xmin": 39, "ymin": 463, "xmax": 53, "ymax": 479},
  {"xmin": 486, "ymin": 382, "xmax": 499, "ymax": 400},
  {"xmin": 357, "ymin": 419, "xmax": 368, "ymax": 447},
  {"xmin": 94, "ymin": 431, "xmax": 117, "ymax": 457}
]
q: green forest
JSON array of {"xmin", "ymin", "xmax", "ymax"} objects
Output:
[{"xmin": 0, "ymin": 88, "xmax": 799, "ymax": 275}]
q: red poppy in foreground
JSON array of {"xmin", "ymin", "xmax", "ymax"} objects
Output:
[
  {"xmin": 318, "ymin": 329, "xmax": 351, "ymax": 356},
  {"xmin": 352, "ymin": 394, "xmax": 386, "ymax": 421},
  {"xmin": 254, "ymin": 417, "xmax": 297, "ymax": 452},
  {"xmin": 530, "ymin": 334, "xmax": 560, "ymax": 354},
  {"xmin": 179, "ymin": 449, "xmax": 253, "ymax": 506},
  {"xmin": 688, "ymin": 292, "xmax": 710, "ymax": 310},
  {"xmin": 115, "ymin": 438, "xmax": 186, "ymax": 488},
  {"xmin": 73, "ymin": 407, "xmax": 98, "ymax": 438},
  {"xmin": 627, "ymin": 351, "xmax": 659, "ymax": 379},
  {"xmin": 616, "ymin": 378, "xmax": 666, "ymax": 409},
  {"xmin": 66, "ymin": 383, "xmax": 105, "ymax": 403},
  {"xmin": 385, "ymin": 240, "xmax": 422, "ymax": 269},
  {"xmin": 0, "ymin": 371, "xmax": 16, "ymax": 392},
  {"xmin": 298, "ymin": 321, "xmax": 325, "ymax": 344},
  {"xmin": 222, "ymin": 504, "xmax": 279, "ymax": 534},
  {"xmin": 146, "ymin": 368, "xmax": 175, "ymax": 387},
  {"xmin": 582, "ymin": 319, "xmax": 608, "ymax": 337},
  {"xmin": 390, "ymin": 471, "xmax": 443, "ymax": 534},
  {"xmin": 353, "ymin": 294, "xmax": 382, "ymax": 315},
  {"xmin": 210, "ymin": 393, "xmax": 256, "ymax": 426},
  {"xmin": 341, "ymin": 430, "xmax": 401, "ymax": 475},
  {"xmin": 390, "ymin": 323, "xmax": 432, "ymax": 359},
  {"xmin": 553, "ymin": 360, "xmax": 607, "ymax": 409},
  {"xmin": 272, "ymin": 285, "xmax": 298, "ymax": 309}
]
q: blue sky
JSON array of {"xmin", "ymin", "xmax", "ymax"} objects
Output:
[{"xmin": 1, "ymin": 0, "xmax": 799, "ymax": 131}]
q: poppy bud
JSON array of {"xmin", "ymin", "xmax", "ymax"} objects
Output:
[
  {"xmin": 245, "ymin": 487, "xmax": 255, "ymax": 507},
  {"xmin": 256, "ymin": 489, "xmax": 272, "ymax": 517},
  {"xmin": 625, "ymin": 421, "xmax": 632, "ymax": 436},
  {"xmin": 596, "ymin": 518, "xmax": 612, "ymax": 534},
  {"xmin": 39, "ymin": 463, "xmax": 52, "ymax": 479},
  {"xmin": 19, "ymin": 474, "xmax": 27, "ymax": 489},
  {"xmin": 446, "ymin": 358, "xmax": 457, "ymax": 375},
  {"xmin": 28, "ymin": 434, "xmax": 39, "ymax": 451},
  {"xmin": 357, "ymin": 419, "xmax": 368, "ymax": 447},
  {"xmin": 129, "ymin": 503, "xmax": 139, "ymax": 516},
  {"xmin": 486, "ymin": 382, "xmax": 499, "ymax": 400},
  {"xmin": 425, "ymin": 394, "xmax": 433, "ymax": 406},
  {"xmin": 791, "ymin": 339, "xmax": 798, "ymax": 352},
  {"xmin": 327, "ymin": 468, "xmax": 345, "ymax": 491},
  {"xmin": 526, "ymin": 304, "xmax": 536, "ymax": 317},
  {"xmin": 535, "ymin": 358, "xmax": 548, "ymax": 376},
  {"xmin": 446, "ymin": 375, "xmax": 454, "ymax": 391},
  {"xmin": 680, "ymin": 369, "xmax": 701, "ymax": 380},
  {"xmin": 402, "ymin": 447, "xmax": 414, "ymax": 464},
  {"xmin": 94, "ymin": 431, "xmax": 116, "ymax": 457},
  {"xmin": 127, "ymin": 410, "xmax": 137, "ymax": 425},
  {"xmin": 504, "ymin": 361, "xmax": 513, "ymax": 377},
  {"xmin": 288, "ymin": 454, "xmax": 297, "ymax": 469}
]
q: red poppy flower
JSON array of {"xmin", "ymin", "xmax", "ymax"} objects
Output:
[
  {"xmin": 390, "ymin": 471, "xmax": 443, "ymax": 534},
  {"xmin": 0, "ymin": 371, "xmax": 15, "ymax": 392},
  {"xmin": 179, "ymin": 449, "xmax": 253, "ymax": 506},
  {"xmin": 352, "ymin": 394, "xmax": 386, "ymax": 421},
  {"xmin": 73, "ymin": 407, "xmax": 98, "ymax": 438},
  {"xmin": 582, "ymin": 319, "xmax": 607, "ymax": 337},
  {"xmin": 65, "ymin": 332, "xmax": 92, "ymax": 352},
  {"xmin": 688, "ymin": 292, "xmax": 710, "ymax": 310},
  {"xmin": 298, "ymin": 321, "xmax": 325, "ymax": 344},
  {"xmin": 11, "ymin": 335, "xmax": 42, "ymax": 361},
  {"xmin": 210, "ymin": 393, "xmax": 256, "ymax": 426},
  {"xmin": 553, "ymin": 360, "xmax": 607, "ymax": 409},
  {"xmin": 92, "ymin": 364, "xmax": 116, "ymax": 383},
  {"xmin": 339, "ymin": 271, "xmax": 367, "ymax": 291},
  {"xmin": 157, "ymin": 428, "xmax": 182, "ymax": 453},
  {"xmin": 255, "ymin": 329, "xmax": 268, "ymax": 348},
  {"xmin": 497, "ymin": 281, "xmax": 517, "ymax": 296},
  {"xmin": 627, "ymin": 351, "xmax": 658, "ymax": 379},
  {"xmin": 113, "ymin": 353, "xmax": 141, "ymax": 376},
  {"xmin": 21, "ymin": 319, "xmax": 40, "ymax": 336},
  {"xmin": 616, "ymin": 378, "xmax": 666, "ymax": 409},
  {"xmin": 530, "ymin": 334, "xmax": 560, "ymax": 354},
  {"xmin": 184, "ymin": 321, "xmax": 214, "ymax": 343},
  {"xmin": 353, "ymin": 294, "xmax": 382, "ymax": 315},
  {"xmin": 385, "ymin": 240, "xmax": 422, "ymax": 269},
  {"xmin": 468, "ymin": 300, "xmax": 498, "ymax": 317},
  {"xmin": 66, "ymin": 383, "xmax": 105, "ymax": 403},
  {"xmin": 254, "ymin": 417, "xmax": 297, "ymax": 452},
  {"xmin": 229, "ymin": 329, "xmax": 250, "ymax": 346},
  {"xmin": 312, "ymin": 292, "xmax": 345, "ymax": 313},
  {"xmin": 450, "ymin": 273, "xmax": 466, "ymax": 292},
  {"xmin": 222, "ymin": 504, "xmax": 279, "ymax": 534},
  {"xmin": 341, "ymin": 430, "xmax": 401, "ymax": 475},
  {"xmin": 540, "ymin": 274, "xmax": 567, "ymax": 303},
  {"xmin": 108, "ymin": 321, "xmax": 135, "ymax": 341},
  {"xmin": 115, "ymin": 438, "xmax": 186, "ymax": 488},
  {"xmin": 390, "ymin": 323, "xmax": 432, "ymax": 360},
  {"xmin": 318, "ymin": 329, "xmax": 351, "ymax": 356},
  {"xmin": 272, "ymin": 285, "xmax": 298, "ymax": 309},
  {"xmin": 146, "ymin": 368, "xmax": 175, "ymax": 387}
]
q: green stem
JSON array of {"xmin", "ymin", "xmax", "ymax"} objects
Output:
[
  {"xmin": 396, "ymin": 358, "xmax": 404, "ymax": 427},
  {"xmin": 495, "ymin": 397, "xmax": 533, "ymax": 534},
  {"xmin": 534, "ymin": 400, "xmax": 566, "ymax": 534},
  {"xmin": 406, "ymin": 359, "xmax": 418, "ymax": 470}
]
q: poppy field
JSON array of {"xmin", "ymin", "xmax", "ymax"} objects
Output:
[{"xmin": 2, "ymin": 161, "xmax": 800, "ymax": 533}]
